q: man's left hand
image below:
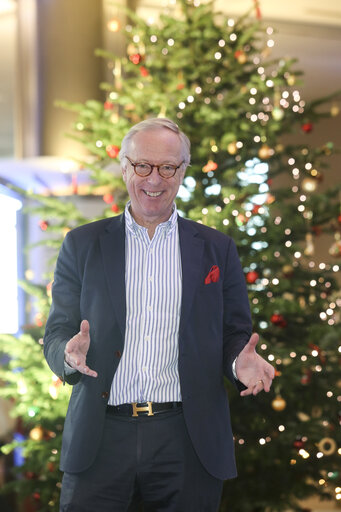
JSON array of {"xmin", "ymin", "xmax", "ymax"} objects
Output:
[{"xmin": 235, "ymin": 333, "xmax": 275, "ymax": 397}]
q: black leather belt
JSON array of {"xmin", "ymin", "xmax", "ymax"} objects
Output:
[{"xmin": 106, "ymin": 401, "xmax": 182, "ymax": 417}]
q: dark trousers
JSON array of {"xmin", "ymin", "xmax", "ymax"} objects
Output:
[{"xmin": 60, "ymin": 407, "xmax": 223, "ymax": 511}]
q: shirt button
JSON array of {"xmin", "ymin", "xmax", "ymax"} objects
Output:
[
  {"xmin": 148, "ymin": 276, "xmax": 153, "ymax": 282},
  {"xmin": 142, "ymin": 367, "xmax": 147, "ymax": 372},
  {"xmin": 148, "ymin": 306, "xmax": 152, "ymax": 312}
]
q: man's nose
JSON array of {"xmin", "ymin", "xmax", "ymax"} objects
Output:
[{"xmin": 146, "ymin": 166, "xmax": 162, "ymax": 183}]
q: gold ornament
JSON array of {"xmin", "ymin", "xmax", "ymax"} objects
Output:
[
  {"xmin": 297, "ymin": 412, "xmax": 310, "ymax": 422},
  {"xmin": 110, "ymin": 112, "xmax": 119, "ymax": 124},
  {"xmin": 283, "ymin": 292, "xmax": 294, "ymax": 301},
  {"xmin": 29, "ymin": 426, "xmax": 44, "ymax": 441},
  {"xmin": 258, "ymin": 144, "xmax": 273, "ymax": 160},
  {"xmin": 271, "ymin": 396, "xmax": 287, "ymax": 411},
  {"xmin": 301, "ymin": 177, "xmax": 317, "ymax": 193},
  {"xmin": 227, "ymin": 142, "xmax": 238, "ymax": 155},
  {"xmin": 25, "ymin": 269, "xmax": 34, "ymax": 280},
  {"xmin": 272, "ymin": 107, "xmax": 284, "ymax": 121},
  {"xmin": 317, "ymin": 437, "xmax": 337, "ymax": 456},
  {"xmin": 311, "ymin": 406, "xmax": 322, "ymax": 418},
  {"xmin": 304, "ymin": 233, "xmax": 315, "ymax": 256},
  {"xmin": 331, "ymin": 105, "xmax": 339, "ymax": 117},
  {"xmin": 236, "ymin": 51, "xmax": 247, "ymax": 64},
  {"xmin": 127, "ymin": 43, "xmax": 137, "ymax": 56},
  {"xmin": 299, "ymin": 296, "xmax": 306, "ymax": 308},
  {"xmin": 282, "ymin": 265, "xmax": 294, "ymax": 277},
  {"xmin": 329, "ymin": 233, "xmax": 341, "ymax": 257},
  {"xmin": 287, "ymin": 74, "xmax": 296, "ymax": 86}
]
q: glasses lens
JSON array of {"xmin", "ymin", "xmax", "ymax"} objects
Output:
[
  {"xmin": 159, "ymin": 165, "xmax": 176, "ymax": 178},
  {"xmin": 135, "ymin": 163, "xmax": 152, "ymax": 176}
]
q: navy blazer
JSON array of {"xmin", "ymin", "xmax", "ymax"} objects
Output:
[{"xmin": 44, "ymin": 214, "xmax": 252, "ymax": 480}]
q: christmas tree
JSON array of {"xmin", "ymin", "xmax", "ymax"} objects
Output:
[{"xmin": 1, "ymin": 1, "xmax": 340, "ymax": 511}]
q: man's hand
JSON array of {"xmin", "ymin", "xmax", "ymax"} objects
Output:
[
  {"xmin": 235, "ymin": 333, "xmax": 275, "ymax": 397},
  {"xmin": 64, "ymin": 320, "xmax": 98, "ymax": 378}
]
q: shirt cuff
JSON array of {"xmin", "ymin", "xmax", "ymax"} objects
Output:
[
  {"xmin": 64, "ymin": 360, "xmax": 77, "ymax": 375},
  {"xmin": 232, "ymin": 357, "xmax": 238, "ymax": 380}
]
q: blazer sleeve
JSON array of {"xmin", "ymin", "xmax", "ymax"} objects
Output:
[
  {"xmin": 43, "ymin": 231, "xmax": 82, "ymax": 385},
  {"xmin": 222, "ymin": 238, "xmax": 252, "ymax": 387}
]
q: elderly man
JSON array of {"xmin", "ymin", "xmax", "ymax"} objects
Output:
[{"xmin": 44, "ymin": 118, "xmax": 275, "ymax": 512}]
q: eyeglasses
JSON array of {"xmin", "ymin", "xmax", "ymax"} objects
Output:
[{"xmin": 125, "ymin": 156, "xmax": 184, "ymax": 179}]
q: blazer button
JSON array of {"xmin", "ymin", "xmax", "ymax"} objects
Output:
[
  {"xmin": 115, "ymin": 350, "xmax": 122, "ymax": 358},
  {"xmin": 101, "ymin": 391, "xmax": 109, "ymax": 399}
]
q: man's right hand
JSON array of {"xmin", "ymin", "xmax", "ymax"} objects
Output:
[{"xmin": 64, "ymin": 319, "xmax": 98, "ymax": 378}]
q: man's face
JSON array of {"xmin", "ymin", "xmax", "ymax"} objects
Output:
[{"xmin": 122, "ymin": 128, "xmax": 185, "ymax": 228}]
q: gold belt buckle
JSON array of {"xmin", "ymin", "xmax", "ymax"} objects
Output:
[{"xmin": 132, "ymin": 401, "xmax": 154, "ymax": 417}]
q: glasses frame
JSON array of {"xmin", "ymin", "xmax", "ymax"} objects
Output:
[{"xmin": 125, "ymin": 156, "xmax": 184, "ymax": 179}]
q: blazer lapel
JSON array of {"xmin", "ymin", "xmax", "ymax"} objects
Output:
[
  {"xmin": 178, "ymin": 217, "xmax": 204, "ymax": 338},
  {"xmin": 99, "ymin": 215, "xmax": 126, "ymax": 339}
]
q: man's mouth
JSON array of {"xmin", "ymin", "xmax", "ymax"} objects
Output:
[{"xmin": 144, "ymin": 190, "xmax": 162, "ymax": 197}]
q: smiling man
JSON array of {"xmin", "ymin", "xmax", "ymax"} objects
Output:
[{"xmin": 44, "ymin": 118, "xmax": 275, "ymax": 512}]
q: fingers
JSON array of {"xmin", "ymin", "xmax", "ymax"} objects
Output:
[
  {"xmin": 80, "ymin": 319, "xmax": 90, "ymax": 336},
  {"xmin": 240, "ymin": 372, "xmax": 274, "ymax": 397},
  {"xmin": 247, "ymin": 332, "xmax": 259, "ymax": 350},
  {"xmin": 64, "ymin": 352, "xmax": 98, "ymax": 378}
]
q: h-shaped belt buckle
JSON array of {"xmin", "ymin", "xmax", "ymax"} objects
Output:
[{"xmin": 132, "ymin": 401, "xmax": 154, "ymax": 417}]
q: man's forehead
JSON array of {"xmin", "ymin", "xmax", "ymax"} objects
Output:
[{"xmin": 129, "ymin": 128, "xmax": 182, "ymax": 157}]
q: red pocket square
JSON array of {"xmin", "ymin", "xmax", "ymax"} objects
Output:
[{"xmin": 204, "ymin": 265, "xmax": 220, "ymax": 284}]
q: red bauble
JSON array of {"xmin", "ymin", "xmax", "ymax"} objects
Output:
[
  {"xmin": 25, "ymin": 471, "xmax": 36, "ymax": 480},
  {"xmin": 39, "ymin": 220, "xmax": 49, "ymax": 231},
  {"xmin": 140, "ymin": 65, "xmax": 149, "ymax": 77},
  {"xmin": 301, "ymin": 369, "xmax": 312, "ymax": 385},
  {"xmin": 312, "ymin": 225, "xmax": 322, "ymax": 236},
  {"xmin": 176, "ymin": 83, "xmax": 185, "ymax": 90},
  {"xmin": 103, "ymin": 193, "xmax": 114, "ymax": 204},
  {"xmin": 104, "ymin": 101, "xmax": 114, "ymax": 110},
  {"xmin": 270, "ymin": 313, "xmax": 287, "ymax": 328},
  {"xmin": 301, "ymin": 122, "xmax": 313, "ymax": 133},
  {"xmin": 246, "ymin": 271, "xmax": 259, "ymax": 284},
  {"xmin": 129, "ymin": 53, "xmax": 142, "ymax": 65},
  {"xmin": 293, "ymin": 437, "xmax": 304, "ymax": 449},
  {"xmin": 106, "ymin": 145, "xmax": 120, "ymax": 158},
  {"xmin": 111, "ymin": 204, "xmax": 120, "ymax": 213},
  {"xmin": 338, "ymin": 214, "xmax": 341, "ymax": 224},
  {"xmin": 252, "ymin": 205, "xmax": 261, "ymax": 215},
  {"xmin": 47, "ymin": 462, "xmax": 55, "ymax": 472}
]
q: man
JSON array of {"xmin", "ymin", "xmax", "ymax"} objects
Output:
[{"xmin": 44, "ymin": 118, "xmax": 275, "ymax": 512}]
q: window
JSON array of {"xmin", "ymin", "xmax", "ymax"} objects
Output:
[{"xmin": 0, "ymin": 191, "xmax": 22, "ymax": 333}]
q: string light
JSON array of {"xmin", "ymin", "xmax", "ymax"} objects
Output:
[
  {"xmin": 107, "ymin": 19, "xmax": 120, "ymax": 32},
  {"xmin": 299, "ymin": 449, "xmax": 310, "ymax": 459}
]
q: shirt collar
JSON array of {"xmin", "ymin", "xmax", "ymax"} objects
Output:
[{"xmin": 124, "ymin": 201, "xmax": 178, "ymax": 237}]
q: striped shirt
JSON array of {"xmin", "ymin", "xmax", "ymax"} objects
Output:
[{"xmin": 109, "ymin": 203, "xmax": 182, "ymax": 405}]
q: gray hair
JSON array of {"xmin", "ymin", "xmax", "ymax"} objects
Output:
[{"xmin": 119, "ymin": 117, "xmax": 191, "ymax": 166}]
